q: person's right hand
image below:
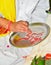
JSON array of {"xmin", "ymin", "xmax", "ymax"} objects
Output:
[{"xmin": 10, "ymin": 20, "xmax": 31, "ymax": 33}]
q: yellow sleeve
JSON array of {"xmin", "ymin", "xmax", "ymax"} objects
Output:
[
  {"xmin": 0, "ymin": 0, "xmax": 16, "ymax": 22},
  {"xmin": 0, "ymin": 0, "xmax": 16, "ymax": 37}
]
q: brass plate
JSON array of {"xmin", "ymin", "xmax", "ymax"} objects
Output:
[{"xmin": 9, "ymin": 22, "xmax": 50, "ymax": 48}]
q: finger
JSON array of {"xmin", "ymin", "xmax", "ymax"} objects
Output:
[
  {"xmin": 19, "ymin": 25, "xmax": 28, "ymax": 31},
  {"xmin": 20, "ymin": 24, "xmax": 28, "ymax": 29},
  {"xmin": 18, "ymin": 20, "xmax": 29, "ymax": 27},
  {"xmin": 16, "ymin": 28, "xmax": 27, "ymax": 32},
  {"xmin": 19, "ymin": 25, "xmax": 29, "ymax": 32},
  {"xmin": 17, "ymin": 22, "xmax": 29, "ymax": 32},
  {"xmin": 22, "ymin": 21, "xmax": 29, "ymax": 26},
  {"xmin": 26, "ymin": 28, "xmax": 32, "ymax": 34}
]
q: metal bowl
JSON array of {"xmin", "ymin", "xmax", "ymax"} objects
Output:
[{"xmin": 9, "ymin": 22, "xmax": 50, "ymax": 48}]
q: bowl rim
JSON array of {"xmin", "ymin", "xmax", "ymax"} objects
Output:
[{"xmin": 9, "ymin": 22, "xmax": 50, "ymax": 48}]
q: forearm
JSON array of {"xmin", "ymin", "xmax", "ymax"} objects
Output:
[
  {"xmin": 0, "ymin": 17, "xmax": 30, "ymax": 33},
  {"xmin": 0, "ymin": 17, "xmax": 11, "ymax": 28},
  {"xmin": 0, "ymin": 17, "xmax": 13, "ymax": 31}
]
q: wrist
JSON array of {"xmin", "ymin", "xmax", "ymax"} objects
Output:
[
  {"xmin": 8, "ymin": 21, "xmax": 13, "ymax": 31},
  {"xmin": 2, "ymin": 21, "xmax": 14, "ymax": 33}
]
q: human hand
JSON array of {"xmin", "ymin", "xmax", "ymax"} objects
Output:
[{"xmin": 11, "ymin": 20, "xmax": 31, "ymax": 33}]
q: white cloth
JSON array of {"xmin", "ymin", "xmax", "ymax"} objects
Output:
[
  {"xmin": 16, "ymin": 0, "xmax": 49, "ymax": 23},
  {"xmin": 0, "ymin": 0, "xmax": 50, "ymax": 65}
]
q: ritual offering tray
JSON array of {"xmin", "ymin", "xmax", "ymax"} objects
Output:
[{"xmin": 9, "ymin": 22, "xmax": 50, "ymax": 48}]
